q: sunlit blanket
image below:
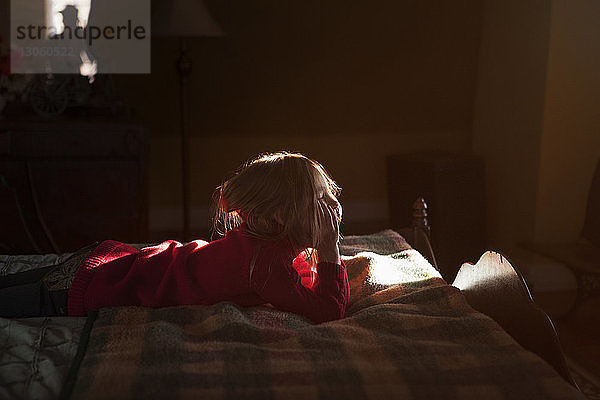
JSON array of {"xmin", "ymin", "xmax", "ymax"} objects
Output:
[{"xmin": 62, "ymin": 231, "xmax": 582, "ymax": 400}]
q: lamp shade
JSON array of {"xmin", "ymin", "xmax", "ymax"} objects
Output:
[{"xmin": 152, "ymin": 0, "xmax": 223, "ymax": 37}]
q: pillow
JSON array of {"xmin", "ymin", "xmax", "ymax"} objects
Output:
[
  {"xmin": 340, "ymin": 229, "xmax": 412, "ymax": 256},
  {"xmin": 342, "ymin": 250, "xmax": 440, "ymax": 306}
]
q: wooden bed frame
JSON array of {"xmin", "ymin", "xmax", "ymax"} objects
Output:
[{"xmin": 406, "ymin": 197, "xmax": 577, "ymax": 388}]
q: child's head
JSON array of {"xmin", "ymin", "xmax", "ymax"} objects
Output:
[{"xmin": 212, "ymin": 151, "xmax": 342, "ymax": 251}]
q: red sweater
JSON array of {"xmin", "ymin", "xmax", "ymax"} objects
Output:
[{"xmin": 68, "ymin": 227, "xmax": 349, "ymax": 323}]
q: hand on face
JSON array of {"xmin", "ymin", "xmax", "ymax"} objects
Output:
[{"xmin": 316, "ymin": 198, "xmax": 341, "ymax": 264}]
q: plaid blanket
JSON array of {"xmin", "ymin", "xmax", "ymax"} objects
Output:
[{"xmin": 62, "ymin": 231, "xmax": 583, "ymax": 400}]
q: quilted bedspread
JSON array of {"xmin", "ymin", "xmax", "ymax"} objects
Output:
[
  {"xmin": 0, "ymin": 251, "xmax": 88, "ymax": 400},
  {"xmin": 0, "ymin": 316, "xmax": 86, "ymax": 400},
  {"xmin": 60, "ymin": 231, "xmax": 583, "ymax": 400}
]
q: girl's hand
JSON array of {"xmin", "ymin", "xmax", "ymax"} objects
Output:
[{"xmin": 316, "ymin": 200, "xmax": 341, "ymax": 264}]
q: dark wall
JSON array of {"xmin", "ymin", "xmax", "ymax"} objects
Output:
[{"xmin": 120, "ymin": 0, "xmax": 483, "ymax": 136}]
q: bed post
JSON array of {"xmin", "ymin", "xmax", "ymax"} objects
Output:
[
  {"xmin": 411, "ymin": 197, "xmax": 439, "ymax": 272},
  {"xmin": 412, "ymin": 197, "xmax": 431, "ymax": 240}
]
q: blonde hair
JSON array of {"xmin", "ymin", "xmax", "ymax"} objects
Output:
[{"xmin": 211, "ymin": 151, "xmax": 341, "ymax": 255}]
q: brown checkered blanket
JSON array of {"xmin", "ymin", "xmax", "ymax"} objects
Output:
[{"xmin": 61, "ymin": 231, "xmax": 583, "ymax": 400}]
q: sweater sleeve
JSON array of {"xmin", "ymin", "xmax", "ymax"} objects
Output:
[{"xmin": 250, "ymin": 257, "xmax": 350, "ymax": 324}]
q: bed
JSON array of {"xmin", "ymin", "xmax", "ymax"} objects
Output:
[{"xmin": 0, "ymin": 198, "xmax": 585, "ymax": 400}]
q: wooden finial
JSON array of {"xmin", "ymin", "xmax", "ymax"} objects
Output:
[
  {"xmin": 412, "ymin": 197, "xmax": 430, "ymax": 239},
  {"xmin": 411, "ymin": 196, "xmax": 438, "ymax": 272}
]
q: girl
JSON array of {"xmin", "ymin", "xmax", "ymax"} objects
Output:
[{"xmin": 0, "ymin": 152, "xmax": 349, "ymax": 324}]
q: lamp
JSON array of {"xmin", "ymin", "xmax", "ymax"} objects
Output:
[{"xmin": 152, "ymin": 0, "xmax": 223, "ymax": 241}]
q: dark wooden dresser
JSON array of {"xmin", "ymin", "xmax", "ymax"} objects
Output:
[
  {"xmin": 0, "ymin": 119, "xmax": 148, "ymax": 254},
  {"xmin": 387, "ymin": 151, "xmax": 486, "ymax": 281}
]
